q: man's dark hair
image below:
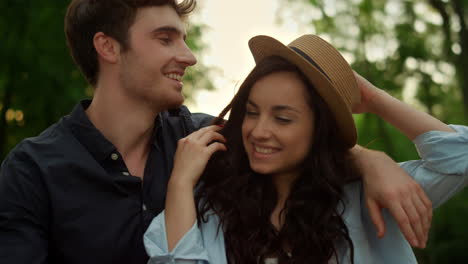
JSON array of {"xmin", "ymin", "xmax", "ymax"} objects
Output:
[{"xmin": 64, "ymin": 0, "xmax": 196, "ymax": 86}]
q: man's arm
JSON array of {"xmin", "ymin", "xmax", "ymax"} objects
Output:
[{"xmin": 0, "ymin": 150, "xmax": 49, "ymax": 264}]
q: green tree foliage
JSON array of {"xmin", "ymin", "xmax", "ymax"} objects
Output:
[
  {"xmin": 281, "ymin": 0, "xmax": 468, "ymax": 262},
  {"xmin": 0, "ymin": 1, "xmax": 213, "ymax": 158}
]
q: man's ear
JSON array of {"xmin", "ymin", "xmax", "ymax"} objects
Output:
[{"xmin": 93, "ymin": 32, "xmax": 120, "ymax": 64}]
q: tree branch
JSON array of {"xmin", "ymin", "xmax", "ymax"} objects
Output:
[
  {"xmin": 428, "ymin": 0, "xmax": 453, "ymax": 57},
  {"xmin": 450, "ymin": 0, "xmax": 468, "ymax": 118}
]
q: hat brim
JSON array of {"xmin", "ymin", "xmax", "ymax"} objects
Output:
[{"xmin": 248, "ymin": 35, "xmax": 356, "ymax": 148}]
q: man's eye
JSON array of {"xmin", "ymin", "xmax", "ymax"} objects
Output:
[{"xmin": 159, "ymin": 38, "xmax": 171, "ymax": 44}]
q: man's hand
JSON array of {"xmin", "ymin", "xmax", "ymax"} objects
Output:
[{"xmin": 353, "ymin": 146, "xmax": 432, "ymax": 248}]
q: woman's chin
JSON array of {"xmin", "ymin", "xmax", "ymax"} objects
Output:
[{"xmin": 250, "ymin": 163, "xmax": 275, "ymax": 175}]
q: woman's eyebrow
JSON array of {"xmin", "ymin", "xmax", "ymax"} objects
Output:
[
  {"xmin": 272, "ymin": 105, "xmax": 300, "ymax": 113},
  {"xmin": 247, "ymin": 100, "xmax": 300, "ymax": 113},
  {"xmin": 246, "ymin": 100, "xmax": 258, "ymax": 107}
]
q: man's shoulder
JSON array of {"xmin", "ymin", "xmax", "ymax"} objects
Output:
[
  {"xmin": 4, "ymin": 116, "xmax": 77, "ymax": 168},
  {"xmin": 190, "ymin": 113, "xmax": 215, "ymax": 130},
  {"xmin": 179, "ymin": 105, "xmax": 215, "ymax": 129},
  {"xmin": 164, "ymin": 105, "xmax": 215, "ymax": 133}
]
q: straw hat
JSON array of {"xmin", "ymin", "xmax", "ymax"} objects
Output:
[{"xmin": 248, "ymin": 35, "xmax": 361, "ymax": 148}]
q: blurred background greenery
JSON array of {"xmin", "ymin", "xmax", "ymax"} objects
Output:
[{"xmin": 1, "ymin": 0, "xmax": 467, "ymax": 262}]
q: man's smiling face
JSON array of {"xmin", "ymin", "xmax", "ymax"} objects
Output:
[{"xmin": 118, "ymin": 5, "xmax": 197, "ymax": 110}]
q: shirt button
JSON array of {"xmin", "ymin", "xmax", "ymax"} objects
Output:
[
  {"xmin": 111, "ymin": 153, "xmax": 119, "ymax": 160},
  {"xmin": 122, "ymin": 171, "xmax": 130, "ymax": 176},
  {"xmin": 142, "ymin": 203, "xmax": 147, "ymax": 211}
]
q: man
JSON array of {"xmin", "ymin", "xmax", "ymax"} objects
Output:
[
  {"xmin": 0, "ymin": 0, "xmax": 431, "ymax": 263},
  {"xmin": 0, "ymin": 1, "xmax": 212, "ymax": 263}
]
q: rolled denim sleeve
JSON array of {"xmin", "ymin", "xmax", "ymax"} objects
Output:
[
  {"xmin": 399, "ymin": 125, "xmax": 468, "ymax": 208},
  {"xmin": 144, "ymin": 211, "xmax": 209, "ymax": 264}
]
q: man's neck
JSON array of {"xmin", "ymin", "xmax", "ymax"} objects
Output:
[{"xmin": 86, "ymin": 86, "xmax": 161, "ymax": 178}]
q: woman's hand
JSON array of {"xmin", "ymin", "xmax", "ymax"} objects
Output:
[
  {"xmin": 354, "ymin": 146, "xmax": 432, "ymax": 248},
  {"xmin": 165, "ymin": 125, "xmax": 227, "ymax": 251},
  {"xmin": 170, "ymin": 125, "xmax": 227, "ymax": 188},
  {"xmin": 352, "ymin": 71, "xmax": 385, "ymax": 114}
]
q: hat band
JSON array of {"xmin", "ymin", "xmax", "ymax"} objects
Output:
[{"xmin": 290, "ymin": 46, "xmax": 332, "ymax": 82}]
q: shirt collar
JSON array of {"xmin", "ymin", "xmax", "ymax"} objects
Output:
[{"xmin": 65, "ymin": 100, "xmax": 162, "ymax": 162}]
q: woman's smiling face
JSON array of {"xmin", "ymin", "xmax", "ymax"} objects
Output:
[{"xmin": 242, "ymin": 71, "xmax": 315, "ymax": 178}]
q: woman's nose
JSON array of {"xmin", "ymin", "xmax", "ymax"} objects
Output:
[{"xmin": 250, "ymin": 119, "xmax": 272, "ymax": 139}]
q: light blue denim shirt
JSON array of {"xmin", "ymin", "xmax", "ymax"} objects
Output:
[{"xmin": 144, "ymin": 125, "xmax": 468, "ymax": 264}]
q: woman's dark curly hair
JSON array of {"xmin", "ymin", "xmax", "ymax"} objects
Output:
[{"xmin": 196, "ymin": 56, "xmax": 361, "ymax": 264}]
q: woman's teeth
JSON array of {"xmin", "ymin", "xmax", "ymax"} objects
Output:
[{"xmin": 255, "ymin": 146, "xmax": 274, "ymax": 154}]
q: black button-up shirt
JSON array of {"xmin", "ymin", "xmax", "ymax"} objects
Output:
[{"xmin": 0, "ymin": 100, "xmax": 212, "ymax": 264}]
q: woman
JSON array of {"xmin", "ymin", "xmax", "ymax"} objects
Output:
[{"xmin": 144, "ymin": 35, "xmax": 468, "ymax": 263}]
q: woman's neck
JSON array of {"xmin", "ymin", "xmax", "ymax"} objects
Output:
[{"xmin": 270, "ymin": 171, "xmax": 300, "ymax": 229}]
